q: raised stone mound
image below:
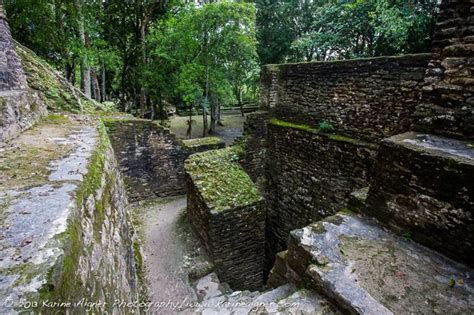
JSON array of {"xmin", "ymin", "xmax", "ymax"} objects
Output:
[
  {"xmin": 185, "ymin": 147, "xmax": 265, "ymax": 291},
  {"xmin": 0, "ymin": 115, "xmax": 138, "ymax": 313},
  {"xmin": 104, "ymin": 117, "xmax": 225, "ymax": 202},
  {"xmin": 285, "ymin": 212, "xmax": 474, "ymax": 314}
]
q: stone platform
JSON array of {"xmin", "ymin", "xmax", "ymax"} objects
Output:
[
  {"xmin": 286, "ymin": 212, "xmax": 474, "ymax": 314},
  {"xmin": 0, "ymin": 115, "xmax": 138, "ymax": 313},
  {"xmin": 364, "ymin": 132, "xmax": 474, "ymax": 266}
]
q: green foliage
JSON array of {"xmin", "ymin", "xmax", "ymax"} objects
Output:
[
  {"xmin": 257, "ymin": 0, "xmax": 438, "ymax": 64},
  {"xmin": 147, "ymin": 1, "xmax": 259, "ymax": 110},
  {"xmin": 319, "ymin": 121, "xmax": 335, "ymax": 132}
]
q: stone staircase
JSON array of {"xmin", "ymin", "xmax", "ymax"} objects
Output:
[{"xmin": 182, "ymin": 273, "xmax": 341, "ymax": 314}]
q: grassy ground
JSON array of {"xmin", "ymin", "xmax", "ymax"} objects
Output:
[{"xmin": 169, "ymin": 113, "xmax": 246, "ymax": 145}]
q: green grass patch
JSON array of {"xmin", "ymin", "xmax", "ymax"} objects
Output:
[{"xmin": 185, "ymin": 147, "xmax": 262, "ymax": 212}]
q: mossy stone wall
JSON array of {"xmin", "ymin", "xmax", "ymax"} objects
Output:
[
  {"xmin": 104, "ymin": 119, "xmax": 224, "ymax": 202},
  {"xmin": 185, "ymin": 148, "xmax": 265, "ymax": 290},
  {"xmin": 261, "ymin": 54, "xmax": 431, "ymax": 142},
  {"xmin": 264, "ymin": 122, "xmax": 377, "ymax": 269}
]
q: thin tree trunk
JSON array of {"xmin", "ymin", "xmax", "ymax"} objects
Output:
[
  {"xmin": 186, "ymin": 105, "xmax": 193, "ymax": 139},
  {"xmin": 73, "ymin": 0, "xmax": 91, "ymax": 98},
  {"xmin": 91, "ymin": 68, "xmax": 101, "ymax": 101},
  {"xmin": 209, "ymin": 98, "xmax": 216, "ymax": 134},
  {"xmin": 217, "ymin": 102, "xmax": 223, "ymax": 126},
  {"xmin": 101, "ymin": 61, "xmax": 106, "ymax": 102},
  {"xmin": 203, "ymin": 60, "xmax": 209, "ymax": 138}
]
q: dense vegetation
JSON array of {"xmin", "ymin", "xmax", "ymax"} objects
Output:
[{"xmin": 5, "ymin": 0, "xmax": 437, "ymax": 135}]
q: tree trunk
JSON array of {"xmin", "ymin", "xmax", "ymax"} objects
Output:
[
  {"xmin": 217, "ymin": 101, "xmax": 223, "ymax": 126},
  {"xmin": 139, "ymin": 21, "xmax": 147, "ymax": 118},
  {"xmin": 209, "ymin": 98, "xmax": 216, "ymax": 134},
  {"xmin": 236, "ymin": 87, "xmax": 244, "ymax": 117},
  {"xmin": 91, "ymin": 68, "xmax": 101, "ymax": 101},
  {"xmin": 186, "ymin": 105, "xmax": 193, "ymax": 139},
  {"xmin": 73, "ymin": 0, "xmax": 91, "ymax": 98},
  {"xmin": 101, "ymin": 62, "xmax": 106, "ymax": 102}
]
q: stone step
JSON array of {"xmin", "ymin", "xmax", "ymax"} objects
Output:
[
  {"xmin": 363, "ymin": 132, "xmax": 474, "ymax": 267},
  {"xmin": 287, "ymin": 212, "xmax": 474, "ymax": 315},
  {"xmin": 185, "ymin": 272, "xmax": 340, "ymax": 314}
]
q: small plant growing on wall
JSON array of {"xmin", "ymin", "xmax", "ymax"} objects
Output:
[{"xmin": 319, "ymin": 120, "xmax": 335, "ymax": 132}]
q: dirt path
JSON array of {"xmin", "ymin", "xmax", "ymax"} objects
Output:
[{"xmin": 137, "ymin": 196, "xmax": 212, "ymax": 314}]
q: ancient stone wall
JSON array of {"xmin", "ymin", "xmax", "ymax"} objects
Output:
[
  {"xmin": 0, "ymin": 90, "xmax": 46, "ymax": 145},
  {"xmin": 265, "ymin": 121, "xmax": 377, "ymax": 266},
  {"xmin": 415, "ymin": 0, "xmax": 474, "ymax": 139},
  {"xmin": 185, "ymin": 148, "xmax": 265, "ymax": 290},
  {"xmin": 0, "ymin": 5, "xmax": 47, "ymax": 146},
  {"xmin": 364, "ymin": 132, "xmax": 474, "ymax": 267},
  {"xmin": 0, "ymin": 5, "xmax": 28, "ymax": 91},
  {"xmin": 239, "ymin": 110, "xmax": 270, "ymax": 185},
  {"xmin": 104, "ymin": 119, "xmax": 224, "ymax": 202},
  {"xmin": 262, "ymin": 54, "xmax": 431, "ymax": 141}
]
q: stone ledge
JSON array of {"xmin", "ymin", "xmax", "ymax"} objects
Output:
[
  {"xmin": 287, "ymin": 212, "xmax": 474, "ymax": 315},
  {"xmin": 0, "ymin": 116, "xmax": 138, "ymax": 313}
]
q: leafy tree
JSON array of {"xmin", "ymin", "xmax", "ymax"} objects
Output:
[{"xmin": 147, "ymin": 1, "xmax": 259, "ymax": 136}]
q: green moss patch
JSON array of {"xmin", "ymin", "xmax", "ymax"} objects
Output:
[
  {"xmin": 16, "ymin": 43, "xmax": 108, "ymax": 113},
  {"xmin": 182, "ymin": 137, "xmax": 224, "ymax": 148},
  {"xmin": 185, "ymin": 147, "xmax": 262, "ymax": 212},
  {"xmin": 270, "ymin": 118, "xmax": 364, "ymax": 146}
]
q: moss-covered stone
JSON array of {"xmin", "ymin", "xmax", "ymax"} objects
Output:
[
  {"xmin": 16, "ymin": 43, "xmax": 107, "ymax": 114},
  {"xmin": 182, "ymin": 136, "xmax": 224, "ymax": 149},
  {"xmin": 185, "ymin": 147, "xmax": 262, "ymax": 212}
]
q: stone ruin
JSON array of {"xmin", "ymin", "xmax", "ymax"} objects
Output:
[
  {"xmin": 184, "ymin": 0, "xmax": 474, "ymax": 313},
  {"xmin": 0, "ymin": 0, "xmax": 473, "ymax": 313},
  {"xmin": 0, "ymin": 4, "xmax": 46, "ymax": 145}
]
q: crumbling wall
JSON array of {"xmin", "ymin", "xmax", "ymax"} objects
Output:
[
  {"xmin": 185, "ymin": 148, "xmax": 265, "ymax": 291},
  {"xmin": 415, "ymin": 0, "xmax": 474, "ymax": 139},
  {"xmin": 262, "ymin": 54, "xmax": 431, "ymax": 141},
  {"xmin": 104, "ymin": 118, "xmax": 224, "ymax": 202}
]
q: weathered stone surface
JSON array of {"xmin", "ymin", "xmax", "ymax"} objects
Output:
[
  {"xmin": 0, "ymin": 90, "xmax": 47, "ymax": 145},
  {"xmin": 239, "ymin": 110, "xmax": 270, "ymax": 185},
  {"xmin": 261, "ymin": 54, "xmax": 431, "ymax": 141},
  {"xmin": 417, "ymin": 0, "xmax": 474, "ymax": 139},
  {"xmin": 183, "ymin": 272, "xmax": 340, "ymax": 314},
  {"xmin": 265, "ymin": 121, "xmax": 377, "ymax": 270},
  {"xmin": 364, "ymin": 132, "xmax": 474, "ymax": 266},
  {"xmin": 185, "ymin": 148, "xmax": 265, "ymax": 291},
  {"xmin": 0, "ymin": 5, "xmax": 28, "ymax": 91},
  {"xmin": 0, "ymin": 116, "xmax": 138, "ymax": 313},
  {"xmin": 104, "ymin": 118, "xmax": 224, "ymax": 202},
  {"xmin": 287, "ymin": 212, "xmax": 474, "ymax": 315}
]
